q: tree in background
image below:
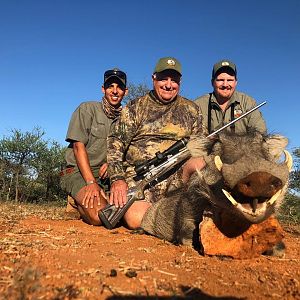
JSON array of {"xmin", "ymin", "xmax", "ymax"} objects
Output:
[
  {"xmin": 279, "ymin": 147, "xmax": 300, "ymax": 224},
  {"xmin": 289, "ymin": 148, "xmax": 300, "ymax": 193},
  {"xmin": 32, "ymin": 141, "xmax": 66, "ymax": 201},
  {"xmin": 0, "ymin": 127, "xmax": 66, "ymax": 202},
  {"xmin": 122, "ymin": 82, "xmax": 150, "ymax": 105},
  {"xmin": 0, "ymin": 127, "xmax": 46, "ymax": 201},
  {"xmin": 0, "ymin": 157, "xmax": 13, "ymax": 200}
]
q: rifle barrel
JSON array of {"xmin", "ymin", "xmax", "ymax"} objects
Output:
[{"xmin": 208, "ymin": 101, "xmax": 267, "ymax": 137}]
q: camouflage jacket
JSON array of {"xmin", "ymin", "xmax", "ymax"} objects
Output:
[
  {"xmin": 194, "ymin": 91, "xmax": 266, "ymax": 134},
  {"xmin": 107, "ymin": 91, "xmax": 203, "ymax": 182}
]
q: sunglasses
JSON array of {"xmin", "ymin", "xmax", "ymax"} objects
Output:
[{"xmin": 104, "ymin": 69, "xmax": 127, "ymax": 81}]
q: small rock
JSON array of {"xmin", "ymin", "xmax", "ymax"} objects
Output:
[
  {"xmin": 125, "ymin": 269, "xmax": 137, "ymax": 278},
  {"xmin": 109, "ymin": 269, "xmax": 117, "ymax": 277}
]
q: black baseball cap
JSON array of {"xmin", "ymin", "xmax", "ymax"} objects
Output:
[{"xmin": 104, "ymin": 68, "xmax": 127, "ymax": 89}]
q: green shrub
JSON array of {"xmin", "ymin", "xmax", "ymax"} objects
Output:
[{"xmin": 277, "ymin": 192, "xmax": 300, "ymax": 225}]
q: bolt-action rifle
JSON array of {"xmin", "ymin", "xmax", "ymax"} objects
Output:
[{"xmin": 98, "ymin": 101, "xmax": 266, "ymax": 229}]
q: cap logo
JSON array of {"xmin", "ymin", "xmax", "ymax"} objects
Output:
[
  {"xmin": 167, "ymin": 59, "xmax": 176, "ymax": 66},
  {"xmin": 221, "ymin": 61, "xmax": 230, "ymax": 66}
]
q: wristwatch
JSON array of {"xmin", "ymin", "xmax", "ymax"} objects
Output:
[{"xmin": 86, "ymin": 180, "xmax": 96, "ymax": 186}]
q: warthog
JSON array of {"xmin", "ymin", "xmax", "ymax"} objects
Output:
[{"xmin": 141, "ymin": 131, "xmax": 292, "ymax": 248}]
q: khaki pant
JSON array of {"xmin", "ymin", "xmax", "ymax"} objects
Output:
[{"xmin": 60, "ymin": 167, "xmax": 109, "ymax": 198}]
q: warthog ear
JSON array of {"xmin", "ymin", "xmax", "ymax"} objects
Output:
[{"xmin": 263, "ymin": 135, "xmax": 288, "ymax": 160}]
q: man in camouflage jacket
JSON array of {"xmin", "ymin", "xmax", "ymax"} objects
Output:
[{"xmin": 107, "ymin": 57, "xmax": 205, "ymax": 229}]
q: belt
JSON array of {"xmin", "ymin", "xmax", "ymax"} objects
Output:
[{"xmin": 60, "ymin": 167, "xmax": 75, "ymax": 177}]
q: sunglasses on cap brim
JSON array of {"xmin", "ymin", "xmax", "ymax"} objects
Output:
[{"xmin": 104, "ymin": 70, "xmax": 126, "ymax": 81}]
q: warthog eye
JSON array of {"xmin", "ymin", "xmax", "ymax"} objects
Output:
[{"xmin": 271, "ymin": 178, "xmax": 282, "ymax": 189}]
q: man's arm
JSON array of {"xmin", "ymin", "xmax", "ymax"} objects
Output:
[
  {"xmin": 107, "ymin": 123, "xmax": 129, "ymax": 208},
  {"xmin": 107, "ymin": 103, "xmax": 139, "ymax": 207},
  {"xmin": 73, "ymin": 141, "xmax": 106, "ymax": 208},
  {"xmin": 244, "ymin": 96, "xmax": 267, "ymax": 133},
  {"xmin": 182, "ymin": 101, "xmax": 206, "ymax": 182},
  {"xmin": 194, "ymin": 94, "xmax": 210, "ymax": 134}
]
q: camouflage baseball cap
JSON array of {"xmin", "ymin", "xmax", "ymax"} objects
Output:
[
  {"xmin": 212, "ymin": 60, "xmax": 237, "ymax": 79},
  {"xmin": 153, "ymin": 57, "xmax": 182, "ymax": 76},
  {"xmin": 104, "ymin": 68, "xmax": 127, "ymax": 89}
]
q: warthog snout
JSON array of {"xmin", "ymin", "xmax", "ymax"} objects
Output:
[{"xmin": 234, "ymin": 171, "xmax": 283, "ymax": 199}]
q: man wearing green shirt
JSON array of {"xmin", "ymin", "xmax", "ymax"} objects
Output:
[
  {"xmin": 60, "ymin": 68, "xmax": 128, "ymax": 225},
  {"xmin": 195, "ymin": 59, "xmax": 266, "ymax": 134}
]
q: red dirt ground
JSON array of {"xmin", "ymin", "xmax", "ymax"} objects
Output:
[{"xmin": 0, "ymin": 203, "xmax": 299, "ymax": 299}]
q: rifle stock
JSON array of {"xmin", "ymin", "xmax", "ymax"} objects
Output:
[{"xmin": 98, "ymin": 185, "xmax": 145, "ymax": 229}]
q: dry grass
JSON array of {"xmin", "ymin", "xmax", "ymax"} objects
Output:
[
  {"xmin": 0, "ymin": 201, "xmax": 66, "ymax": 223},
  {"xmin": 0, "ymin": 201, "xmax": 83, "ymax": 299}
]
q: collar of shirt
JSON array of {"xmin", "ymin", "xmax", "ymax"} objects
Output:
[
  {"xmin": 210, "ymin": 91, "xmax": 241, "ymax": 110},
  {"xmin": 149, "ymin": 90, "xmax": 178, "ymax": 106}
]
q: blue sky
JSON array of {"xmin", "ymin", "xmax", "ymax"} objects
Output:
[{"xmin": 1, "ymin": 0, "xmax": 299, "ymax": 152}]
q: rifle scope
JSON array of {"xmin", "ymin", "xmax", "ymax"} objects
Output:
[{"xmin": 134, "ymin": 137, "xmax": 189, "ymax": 181}]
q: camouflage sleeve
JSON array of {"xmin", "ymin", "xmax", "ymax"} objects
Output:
[
  {"xmin": 191, "ymin": 103, "xmax": 205, "ymax": 137},
  {"xmin": 194, "ymin": 96, "xmax": 210, "ymax": 136},
  {"xmin": 107, "ymin": 102, "xmax": 139, "ymax": 183}
]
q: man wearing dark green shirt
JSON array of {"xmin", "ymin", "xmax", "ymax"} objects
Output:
[
  {"xmin": 195, "ymin": 59, "xmax": 266, "ymax": 134},
  {"xmin": 60, "ymin": 68, "xmax": 128, "ymax": 225}
]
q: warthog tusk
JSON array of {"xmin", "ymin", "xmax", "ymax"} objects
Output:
[
  {"xmin": 284, "ymin": 150, "xmax": 293, "ymax": 172},
  {"xmin": 222, "ymin": 189, "xmax": 238, "ymax": 206},
  {"xmin": 267, "ymin": 189, "xmax": 282, "ymax": 205},
  {"xmin": 214, "ymin": 155, "xmax": 223, "ymax": 171}
]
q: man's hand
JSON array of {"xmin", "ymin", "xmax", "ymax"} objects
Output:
[
  {"xmin": 82, "ymin": 182, "xmax": 107, "ymax": 209},
  {"xmin": 99, "ymin": 163, "xmax": 108, "ymax": 179},
  {"xmin": 109, "ymin": 179, "xmax": 128, "ymax": 208},
  {"xmin": 182, "ymin": 157, "xmax": 206, "ymax": 183}
]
